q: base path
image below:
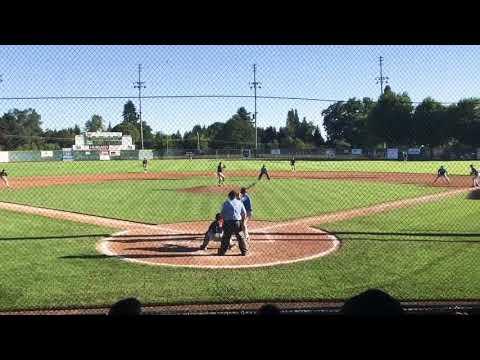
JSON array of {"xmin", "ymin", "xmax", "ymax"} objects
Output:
[
  {"xmin": 0, "ymin": 186, "xmax": 470, "ymax": 269},
  {"xmin": 5, "ymin": 170, "xmax": 475, "ymax": 189}
]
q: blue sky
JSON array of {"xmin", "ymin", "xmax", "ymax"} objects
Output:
[{"xmin": 0, "ymin": 45, "xmax": 479, "ymax": 137}]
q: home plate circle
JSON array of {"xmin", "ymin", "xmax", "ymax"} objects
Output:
[{"xmin": 97, "ymin": 221, "xmax": 340, "ymax": 269}]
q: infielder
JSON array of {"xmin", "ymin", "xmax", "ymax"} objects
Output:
[
  {"xmin": 470, "ymin": 164, "xmax": 479, "ymax": 188},
  {"xmin": 142, "ymin": 158, "xmax": 148, "ymax": 172},
  {"xmin": 218, "ymin": 190, "xmax": 248, "ymax": 256},
  {"xmin": 258, "ymin": 164, "xmax": 271, "ymax": 181},
  {"xmin": 240, "ymin": 187, "xmax": 253, "ymax": 240},
  {"xmin": 0, "ymin": 169, "xmax": 9, "ymax": 188},
  {"xmin": 290, "ymin": 157, "xmax": 296, "ymax": 172},
  {"xmin": 199, "ymin": 213, "xmax": 224, "ymax": 250},
  {"xmin": 433, "ymin": 165, "xmax": 450, "ymax": 184},
  {"xmin": 217, "ymin": 162, "xmax": 226, "ymax": 186}
]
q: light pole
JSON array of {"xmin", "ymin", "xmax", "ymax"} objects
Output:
[
  {"xmin": 197, "ymin": 132, "xmax": 200, "ymax": 152},
  {"xmin": 249, "ymin": 64, "xmax": 261, "ymax": 151},
  {"xmin": 375, "ymin": 56, "xmax": 389, "ymax": 96},
  {"xmin": 134, "ymin": 64, "xmax": 146, "ymax": 150}
]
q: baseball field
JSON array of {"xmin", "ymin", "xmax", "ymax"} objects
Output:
[{"xmin": 0, "ymin": 159, "xmax": 479, "ymax": 312}]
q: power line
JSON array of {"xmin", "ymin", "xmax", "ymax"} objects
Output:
[{"xmin": 0, "ymin": 94, "xmax": 457, "ymax": 105}]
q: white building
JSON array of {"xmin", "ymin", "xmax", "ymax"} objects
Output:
[{"xmin": 73, "ymin": 132, "xmax": 135, "ymax": 154}]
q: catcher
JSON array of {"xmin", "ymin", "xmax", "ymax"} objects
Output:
[
  {"xmin": 0, "ymin": 169, "xmax": 9, "ymax": 188},
  {"xmin": 199, "ymin": 213, "xmax": 224, "ymax": 250},
  {"xmin": 217, "ymin": 162, "xmax": 226, "ymax": 186}
]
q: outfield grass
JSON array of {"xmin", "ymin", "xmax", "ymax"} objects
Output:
[
  {"xmin": 2, "ymin": 159, "xmax": 479, "ymax": 178},
  {"xmin": 0, "ymin": 177, "xmax": 442, "ymax": 223},
  {"xmin": 0, "ymin": 191, "xmax": 479, "ymax": 311}
]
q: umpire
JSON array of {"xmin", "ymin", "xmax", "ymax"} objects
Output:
[{"xmin": 218, "ymin": 190, "xmax": 249, "ymax": 256}]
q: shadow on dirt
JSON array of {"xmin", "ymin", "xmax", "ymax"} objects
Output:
[{"xmin": 467, "ymin": 189, "xmax": 480, "ymax": 200}]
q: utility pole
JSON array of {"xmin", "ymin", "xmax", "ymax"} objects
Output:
[
  {"xmin": 133, "ymin": 64, "xmax": 146, "ymax": 150},
  {"xmin": 249, "ymin": 64, "xmax": 261, "ymax": 151},
  {"xmin": 196, "ymin": 132, "xmax": 200, "ymax": 151},
  {"xmin": 375, "ymin": 56, "xmax": 389, "ymax": 96}
]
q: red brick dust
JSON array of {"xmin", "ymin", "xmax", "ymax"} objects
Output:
[
  {"xmin": 97, "ymin": 187, "xmax": 469, "ymax": 269},
  {"xmin": 1, "ymin": 169, "xmax": 474, "ymax": 269},
  {"xmin": 99, "ymin": 220, "xmax": 339, "ymax": 269},
  {"xmin": 4, "ymin": 170, "xmax": 474, "ymax": 190}
]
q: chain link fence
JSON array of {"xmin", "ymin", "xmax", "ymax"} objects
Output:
[{"xmin": 0, "ymin": 45, "xmax": 480, "ymax": 315}]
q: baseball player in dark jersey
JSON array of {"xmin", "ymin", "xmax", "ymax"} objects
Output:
[
  {"xmin": 199, "ymin": 213, "xmax": 224, "ymax": 250},
  {"xmin": 290, "ymin": 157, "xmax": 296, "ymax": 172},
  {"xmin": 240, "ymin": 187, "xmax": 253, "ymax": 240},
  {"xmin": 470, "ymin": 164, "xmax": 479, "ymax": 188},
  {"xmin": 0, "ymin": 169, "xmax": 9, "ymax": 188},
  {"xmin": 217, "ymin": 162, "xmax": 226, "ymax": 186},
  {"xmin": 258, "ymin": 164, "xmax": 271, "ymax": 181},
  {"xmin": 433, "ymin": 165, "xmax": 450, "ymax": 184},
  {"xmin": 142, "ymin": 158, "xmax": 148, "ymax": 173}
]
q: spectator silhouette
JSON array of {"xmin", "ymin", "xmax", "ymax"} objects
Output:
[
  {"xmin": 108, "ymin": 298, "xmax": 142, "ymax": 316},
  {"xmin": 257, "ymin": 304, "xmax": 281, "ymax": 315},
  {"xmin": 341, "ymin": 289, "xmax": 404, "ymax": 318}
]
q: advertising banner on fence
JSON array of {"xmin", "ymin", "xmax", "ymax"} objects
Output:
[
  {"xmin": 270, "ymin": 149, "xmax": 281, "ymax": 155},
  {"xmin": 99, "ymin": 152, "xmax": 110, "ymax": 161},
  {"xmin": 386, "ymin": 148, "xmax": 399, "ymax": 160},
  {"xmin": 40, "ymin": 151, "xmax": 53, "ymax": 158},
  {"xmin": 0, "ymin": 151, "xmax": 9, "ymax": 163},
  {"xmin": 138, "ymin": 150, "xmax": 153, "ymax": 160},
  {"xmin": 62, "ymin": 149, "xmax": 74, "ymax": 161},
  {"xmin": 351, "ymin": 148, "xmax": 362, "ymax": 155},
  {"xmin": 408, "ymin": 148, "xmax": 421, "ymax": 155},
  {"xmin": 326, "ymin": 149, "xmax": 336, "ymax": 158}
]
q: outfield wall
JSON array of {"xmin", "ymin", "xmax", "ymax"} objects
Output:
[{"xmin": 1, "ymin": 147, "xmax": 479, "ymax": 163}]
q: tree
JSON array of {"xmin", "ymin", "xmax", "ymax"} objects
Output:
[
  {"xmin": 212, "ymin": 107, "xmax": 255, "ymax": 148},
  {"xmin": 112, "ymin": 122, "xmax": 140, "ymax": 145},
  {"xmin": 286, "ymin": 109, "xmax": 301, "ymax": 137},
  {"xmin": 450, "ymin": 98, "xmax": 480, "ymax": 148},
  {"xmin": 122, "ymin": 100, "xmax": 139, "ymax": 124},
  {"xmin": 261, "ymin": 126, "xmax": 278, "ymax": 144},
  {"xmin": 313, "ymin": 126, "xmax": 325, "ymax": 147},
  {"xmin": 367, "ymin": 88, "xmax": 414, "ymax": 146},
  {"xmin": 322, "ymin": 97, "xmax": 374, "ymax": 147},
  {"xmin": 84, "ymin": 114, "xmax": 105, "ymax": 132},
  {"xmin": 0, "ymin": 108, "xmax": 44, "ymax": 150},
  {"xmin": 412, "ymin": 97, "xmax": 449, "ymax": 147}
]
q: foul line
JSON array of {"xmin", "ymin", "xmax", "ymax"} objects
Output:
[{"xmin": 0, "ymin": 187, "xmax": 470, "ymax": 269}]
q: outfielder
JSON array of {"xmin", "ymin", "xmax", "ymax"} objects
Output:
[
  {"xmin": 470, "ymin": 164, "xmax": 479, "ymax": 188},
  {"xmin": 290, "ymin": 157, "xmax": 296, "ymax": 172},
  {"xmin": 199, "ymin": 213, "xmax": 224, "ymax": 250},
  {"xmin": 217, "ymin": 162, "xmax": 226, "ymax": 186},
  {"xmin": 258, "ymin": 164, "xmax": 271, "ymax": 181},
  {"xmin": 433, "ymin": 165, "xmax": 450, "ymax": 184},
  {"xmin": 142, "ymin": 158, "xmax": 148, "ymax": 173},
  {"xmin": 0, "ymin": 169, "xmax": 9, "ymax": 188},
  {"xmin": 240, "ymin": 187, "xmax": 253, "ymax": 240}
]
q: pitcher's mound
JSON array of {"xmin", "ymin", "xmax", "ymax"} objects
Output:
[{"xmin": 180, "ymin": 185, "xmax": 257, "ymax": 194}]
